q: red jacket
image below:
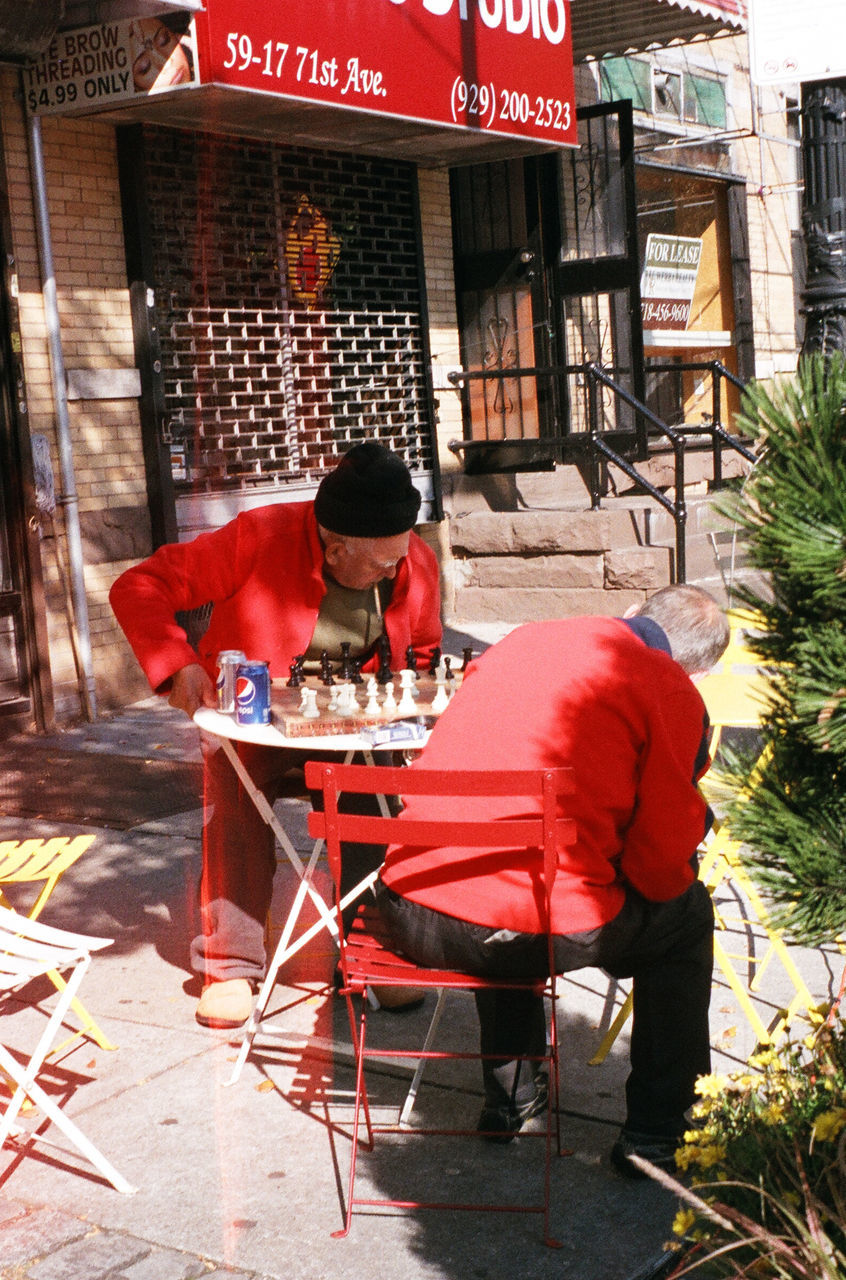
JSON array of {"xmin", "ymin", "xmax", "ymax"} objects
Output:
[
  {"xmin": 109, "ymin": 502, "xmax": 442, "ymax": 693},
  {"xmin": 380, "ymin": 617, "xmax": 711, "ymax": 936}
]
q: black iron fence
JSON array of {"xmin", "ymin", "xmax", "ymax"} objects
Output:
[{"xmin": 447, "ymin": 358, "xmax": 755, "ymax": 584}]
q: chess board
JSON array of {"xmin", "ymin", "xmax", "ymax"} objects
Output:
[{"xmin": 270, "ymin": 669, "xmax": 461, "ymax": 738}]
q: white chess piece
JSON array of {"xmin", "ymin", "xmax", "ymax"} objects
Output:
[
  {"xmin": 397, "ymin": 669, "xmax": 417, "ymax": 717},
  {"xmin": 431, "ymin": 681, "xmax": 449, "ymax": 714},
  {"xmin": 382, "ymin": 681, "xmax": 397, "ymax": 712},
  {"xmin": 301, "ymin": 688, "xmax": 320, "ymax": 719},
  {"xmin": 364, "ymin": 682, "xmax": 381, "ymax": 715}
]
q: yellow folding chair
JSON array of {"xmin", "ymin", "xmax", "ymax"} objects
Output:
[
  {"xmin": 0, "ymin": 836, "xmax": 116, "ymax": 1053},
  {"xmin": 590, "ymin": 609, "xmax": 817, "ymax": 1065}
]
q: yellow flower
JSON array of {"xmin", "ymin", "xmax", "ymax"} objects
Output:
[
  {"xmin": 749, "ymin": 1048, "xmax": 778, "ymax": 1069},
  {"xmin": 696, "ymin": 1142, "xmax": 726, "ymax": 1169},
  {"xmin": 695, "ymin": 1074, "xmax": 729, "ymax": 1099},
  {"xmin": 812, "ymin": 1108, "xmax": 846, "ymax": 1142},
  {"xmin": 672, "ymin": 1208, "xmax": 697, "ymax": 1237}
]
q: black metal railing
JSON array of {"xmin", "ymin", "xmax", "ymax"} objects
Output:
[
  {"xmin": 645, "ymin": 359, "xmax": 756, "ymax": 487},
  {"xmin": 447, "ymin": 359, "xmax": 755, "ymax": 584}
]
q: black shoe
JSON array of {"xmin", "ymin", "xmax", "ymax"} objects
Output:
[
  {"xmin": 477, "ymin": 1078, "xmax": 549, "ymax": 1144},
  {"xmin": 610, "ymin": 1128, "xmax": 684, "ymax": 1180}
]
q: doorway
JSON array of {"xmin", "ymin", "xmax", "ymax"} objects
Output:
[
  {"xmin": 450, "ymin": 100, "xmax": 645, "ymax": 469},
  {"xmin": 0, "ymin": 177, "xmax": 49, "ymax": 734}
]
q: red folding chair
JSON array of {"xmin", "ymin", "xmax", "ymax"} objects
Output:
[{"xmin": 305, "ymin": 760, "xmax": 576, "ymax": 1247}]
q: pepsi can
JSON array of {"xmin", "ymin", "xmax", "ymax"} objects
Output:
[
  {"xmin": 235, "ymin": 660, "xmax": 271, "ymax": 726},
  {"xmin": 215, "ymin": 650, "xmax": 246, "ymax": 714}
]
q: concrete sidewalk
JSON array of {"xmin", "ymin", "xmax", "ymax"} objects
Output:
[{"xmin": 0, "ymin": 669, "xmax": 840, "ymax": 1280}]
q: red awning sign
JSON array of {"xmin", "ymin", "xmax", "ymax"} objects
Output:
[{"xmin": 193, "ymin": 0, "xmax": 577, "ymax": 148}]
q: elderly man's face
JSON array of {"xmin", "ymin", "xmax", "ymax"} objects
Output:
[{"xmin": 323, "ymin": 532, "xmax": 410, "ymax": 591}]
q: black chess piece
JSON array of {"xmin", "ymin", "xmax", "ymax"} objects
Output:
[
  {"xmin": 319, "ymin": 649, "xmax": 335, "ymax": 686},
  {"xmin": 286, "ymin": 654, "xmax": 305, "ymax": 688},
  {"xmin": 336, "ymin": 641, "xmax": 355, "ymax": 680},
  {"xmin": 462, "ymin": 646, "xmax": 474, "ymax": 672},
  {"xmin": 443, "ymin": 655, "xmax": 454, "ymax": 681},
  {"xmin": 404, "ymin": 644, "xmax": 418, "ymax": 673},
  {"xmin": 376, "ymin": 633, "xmax": 393, "ymax": 685},
  {"xmin": 350, "ymin": 657, "xmax": 364, "ymax": 684},
  {"xmin": 427, "ymin": 645, "xmax": 441, "ymax": 677}
]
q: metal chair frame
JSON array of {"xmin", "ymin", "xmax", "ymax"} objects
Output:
[
  {"xmin": 0, "ymin": 903, "xmax": 135, "ymax": 1194},
  {"xmin": 305, "ymin": 760, "xmax": 575, "ymax": 1248},
  {"xmin": 0, "ymin": 836, "xmax": 116, "ymax": 1054}
]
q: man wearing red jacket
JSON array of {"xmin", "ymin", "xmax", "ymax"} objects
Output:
[
  {"xmin": 377, "ymin": 585, "xmax": 729, "ymax": 1176},
  {"xmin": 110, "ymin": 443, "xmax": 441, "ymax": 1029}
]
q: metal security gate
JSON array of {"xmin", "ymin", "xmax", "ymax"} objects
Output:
[
  {"xmin": 119, "ymin": 125, "xmax": 437, "ymax": 539},
  {"xmin": 449, "ymin": 100, "xmax": 645, "ymax": 471}
]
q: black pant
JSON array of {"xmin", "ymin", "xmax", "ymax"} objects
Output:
[{"xmin": 376, "ymin": 879, "xmax": 714, "ymax": 1132}]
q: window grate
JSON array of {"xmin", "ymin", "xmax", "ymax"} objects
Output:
[{"xmin": 142, "ymin": 127, "xmax": 432, "ymax": 493}]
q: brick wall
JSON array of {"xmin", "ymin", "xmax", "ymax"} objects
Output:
[{"xmin": 0, "ymin": 76, "xmax": 151, "ymax": 716}]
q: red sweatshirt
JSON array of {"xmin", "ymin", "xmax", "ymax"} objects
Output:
[
  {"xmin": 380, "ymin": 617, "xmax": 710, "ymax": 936},
  {"xmin": 109, "ymin": 501, "xmax": 442, "ymax": 693}
]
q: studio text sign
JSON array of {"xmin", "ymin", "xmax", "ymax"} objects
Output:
[
  {"xmin": 25, "ymin": 1, "xmax": 577, "ymax": 149},
  {"xmin": 193, "ymin": 0, "xmax": 577, "ymax": 147}
]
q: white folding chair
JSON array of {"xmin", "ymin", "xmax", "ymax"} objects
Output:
[{"xmin": 0, "ymin": 904, "xmax": 135, "ymax": 1194}]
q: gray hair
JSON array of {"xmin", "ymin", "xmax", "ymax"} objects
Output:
[{"xmin": 636, "ymin": 585, "xmax": 730, "ymax": 674}]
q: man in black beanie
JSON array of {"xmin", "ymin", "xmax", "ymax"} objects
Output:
[{"xmin": 110, "ymin": 442, "xmax": 441, "ymax": 1028}]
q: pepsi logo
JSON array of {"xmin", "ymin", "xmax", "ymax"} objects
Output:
[{"xmin": 236, "ymin": 676, "xmax": 256, "ymax": 704}]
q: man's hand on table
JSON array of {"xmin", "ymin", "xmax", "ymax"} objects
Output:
[{"xmin": 169, "ymin": 663, "xmax": 217, "ymax": 718}]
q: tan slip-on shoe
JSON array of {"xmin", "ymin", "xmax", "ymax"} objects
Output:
[
  {"xmin": 369, "ymin": 984, "xmax": 426, "ymax": 1011},
  {"xmin": 196, "ymin": 978, "xmax": 253, "ymax": 1029}
]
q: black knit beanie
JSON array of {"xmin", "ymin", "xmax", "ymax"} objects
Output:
[{"xmin": 313, "ymin": 443, "xmax": 421, "ymax": 537}]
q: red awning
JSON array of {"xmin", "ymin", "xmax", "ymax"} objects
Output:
[
  {"xmin": 31, "ymin": 0, "xmax": 747, "ymax": 166},
  {"xmin": 571, "ymin": 0, "xmax": 746, "ymax": 62}
]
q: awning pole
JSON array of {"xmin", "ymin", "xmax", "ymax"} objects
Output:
[{"xmin": 26, "ymin": 112, "xmax": 97, "ymax": 720}]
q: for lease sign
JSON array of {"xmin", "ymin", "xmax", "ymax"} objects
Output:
[
  {"xmin": 640, "ymin": 234, "xmax": 703, "ymax": 332},
  {"xmin": 193, "ymin": 0, "xmax": 577, "ymax": 147}
]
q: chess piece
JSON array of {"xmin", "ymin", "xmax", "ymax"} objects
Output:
[
  {"xmin": 365, "ymin": 677, "xmax": 381, "ymax": 715},
  {"xmin": 404, "ymin": 645, "xmax": 418, "ymax": 675},
  {"xmin": 336, "ymin": 641, "xmax": 355, "ymax": 681},
  {"xmin": 301, "ymin": 688, "xmax": 320, "ymax": 719},
  {"xmin": 443, "ymin": 656, "xmax": 454, "ymax": 682},
  {"xmin": 431, "ymin": 681, "xmax": 449, "ymax": 714},
  {"xmin": 462, "ymin": 646, "xmax": 474, "ymax": 672},
  {"xmin": 397, "ymin": 669, "xmax": 417, "ymax": 716},
  {"xmin": 427, "ymin": 645, "xmax": 441, "ymax": 677},
  {"xmin": 383, "ymin": 681, "xmax": 397, "ymax": 712},
  {"xmin": 376, "ymin": 633, "xmax": 393, "ymax": 685},
  {"xmin": 319, "ymin": 649, "xmax": 335, "ymax": 686},
  {"xmin": 350, "ymin": 657, "xmax": 364, "ymax": 684},
  {"xmin": 286, "ymin": 655, "xmax": 305, "ymax": 688},
  {"xmin": 337, "ymin": 683, "xmax": 357, "ymax": 714}
]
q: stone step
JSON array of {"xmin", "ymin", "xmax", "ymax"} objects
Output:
[{"xmin": 439, "ymin": 474, "xmax": 763, "ymax": 626}]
